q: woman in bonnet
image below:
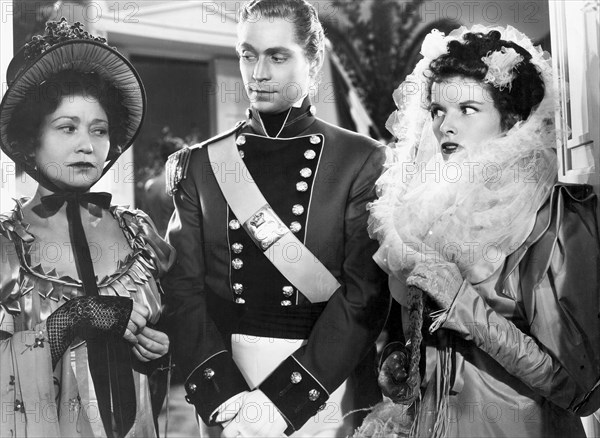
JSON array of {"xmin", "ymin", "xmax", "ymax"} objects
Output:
[
  {"xmin": 0, "ymin": 19, "xmax": 175, "ymax": 437},
  {"xmin": 362, "ymin": 25, "xmax": 600, "ymax": 437}
]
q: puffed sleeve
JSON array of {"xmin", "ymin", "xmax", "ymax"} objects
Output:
[
  {"xmin": 258, "ymin": 146, "xmax": 390, "ymax": 432},
  {"xmin": 126, "ymin": 209, "xmax": 177, "ymax": 277},
  {"xmin": 162, "ymin": 150, "xmax": 250, "ymax": 423},
  {"xmin": 1, "ymin": 230, "xmax": 21, "ymax": 333},
  {"xmin": 432, "ymin": 186, "xmax": 600, "ymax": 415}
]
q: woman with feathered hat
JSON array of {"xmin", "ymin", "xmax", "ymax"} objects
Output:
[
  {"xmin": 0, "ymin": 19, "xmax": 175, "ymax": 437},
  {"xmin": 359, "ymin": 25, "xmax": 600, "ymax": 437}
]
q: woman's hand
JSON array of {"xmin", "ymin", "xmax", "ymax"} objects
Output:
[
  {"xmin": 378, "ymin": 348, "xmax": 411, "ymax": 402},
  {"xmin": 131, "ymin": 326, "xmax": 170, "ymax": 362},
  {"xmin": 46, "ymin": 296, "xmax": 134, "ymax": 367},
  {"xmin": 406, "ymin": 259, "xmax": 463, "ymax": 309},
  {"xmin": 123, "ymin": 302, "xmax": 150, "ymax": 344}
]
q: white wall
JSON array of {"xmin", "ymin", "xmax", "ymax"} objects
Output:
[
  {"xmin": 0, "ymin": 0, "xmax": 15, "ymax": 211},
  {"xmin": 550, "ymin": 1, "xmax": 599, "ymax": 191}
]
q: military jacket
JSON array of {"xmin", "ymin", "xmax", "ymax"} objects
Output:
[{"xmin": 164, "ymin": 100, "xmax": 389, "ymax": 433}]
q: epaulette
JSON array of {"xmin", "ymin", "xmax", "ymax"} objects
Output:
[{"xmin": 166, "ymin": 120, "xmax": 246, "ymax": 195}]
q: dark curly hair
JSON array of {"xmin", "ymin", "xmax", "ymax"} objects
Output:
[
  {"xmin": 426, "ymin": 30, "xmax": 545, "ymax": 130},
  {"xmin": 7, "ymin": 70, "xmax": 129, "ymax": 165}
]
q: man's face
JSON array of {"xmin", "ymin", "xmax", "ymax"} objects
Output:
[{"xmin": 237, "ymin": 17, "xmax": 317, "ymax": 114}]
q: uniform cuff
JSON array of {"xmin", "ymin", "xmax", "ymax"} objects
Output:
[
  {"xmin": 184, "ymin": 351, "xmax": 250, "ymax": 425},
  {"xmin": 259, "ymin": 355, "xmax": 328, "ymax": 435}
]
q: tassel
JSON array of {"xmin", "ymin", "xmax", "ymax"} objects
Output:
[
  {"xmin": 353, "ymin": 288, "xmax": 453, "ymax": 438},
  {"xmin": 431, "ymin": 341, "xmax": 452, "ymax": 438}
]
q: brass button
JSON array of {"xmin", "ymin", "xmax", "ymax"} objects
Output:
[
  {"xmin": 203, "ymin": 368, "xmax": 215, "ymax": 380},
  {"xmin": 236, "ymin": 135, "xmax": 246, "ymax": 146},
  {"xmin": 229, "ymin": 219, "xmax": 241, "ymax": 230},
  {"xmin": 231, "ymin": 243, "xmax": 243, "ymax": 254},
  {"xmin": 300, "ymin": 167, "xmax": 312, "ymax": 178},
  {"xmin": 308, "ymin": 389, "xmax": 320, "ymax": 401},
  {"xmin": 239, "ymin": 150, "xmax": 245, "ymax": 158},
  {"xmin": 235, "ymin": 297, "xmax": 246, "ymax": 304},
  {"xmin": 310, "ymin": 135, "xmax": 321, "ymax": 144},
  {"xmin": 289, "ymin": 222, "xmax": 302, "ymax": 233},
  {"xmin": 188, "ymin": 383, "xmax": 197, "ymax": 393},
  {"xmin": 304, "ymin": 149, "xmax": 316, "ymax": 160},
  {"xmin": 232, "ymin": 258, "xmax": 243, "ymax": 270},
  {"xmin": 290, "ymin": 372, "xmax": 302, "ymax": 384},
  {"xmin": 233, "ymin": 283, "xmax": 244, "ymax": 295},
  {"xmin": 309, "ymin": 105, "xmax": 317, "ymax": 116},
  {"xmin": 296, "ymin": 181, "xmax": 308, "ymax": 192},
  {"xmin": 282, "ymin": 286, "xmax": 294, "ymax": 297},
  {"xmin": 292, "ymin": 204, "xmax": 304, "ymax": 216},
  {"xmin": 281, "ymin": 300, "xmax": 292, "ymax": 306}
]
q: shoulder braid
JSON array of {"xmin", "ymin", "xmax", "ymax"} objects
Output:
[{"xmin": 165, "ymin": 120, "xmax": 246, "ymax": 195}]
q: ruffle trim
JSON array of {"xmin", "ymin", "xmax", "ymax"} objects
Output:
[
  {"xmin": 369, "ymin": 24, "xmax": 558, "ymax": 284},
  {"xmin": 0, "ymin": 201, "xmax": 168, "ymax": 325}
]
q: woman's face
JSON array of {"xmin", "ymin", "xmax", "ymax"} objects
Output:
[
  {"xmin": 430, "ymin": 76, "xmax": 503, "ymax": 157},
  {"xmin": 237, "ymin": 17, "xmax": 321, "ymax": 114},
  {"xmin": 35, "ymin": 95, "xmax": 110, "ymax": 191}
]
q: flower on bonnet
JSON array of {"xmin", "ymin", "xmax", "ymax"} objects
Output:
[
  {"xmin": 420, "ymin": 29, "xmax": 448, "ymax": 60},
  {"xmin": 481, "ymin": 47, "xmax": 524, "ymax": 91},
  {"xmin": 23, "ymin": 18, "xmax": 109, "ymax": 61}
]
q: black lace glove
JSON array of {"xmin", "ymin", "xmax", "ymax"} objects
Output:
[{"xmin": 47, "ymin": 296, "xmax": 133, "ymax": 367}]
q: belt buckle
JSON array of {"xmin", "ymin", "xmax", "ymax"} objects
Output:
[{"xmin": 244, "ymin": 204, "xmax": 288, "ymax": 251}]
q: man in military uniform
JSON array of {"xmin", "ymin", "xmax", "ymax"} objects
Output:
[{"xmin": 164, "ymin": 1, "xmax": 389, "ymax": 436}]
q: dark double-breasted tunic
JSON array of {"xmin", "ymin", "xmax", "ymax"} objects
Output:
[{"xmin": 164, "ymin": 99, "xmax": 389, "ymax": 434}]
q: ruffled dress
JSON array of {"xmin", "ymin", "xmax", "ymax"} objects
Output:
[
  {"xmin": 0, "ymin": 199, "xmax": 175, "ymax": 438},
  {"xmin": 363, "ymin": 24, "xmax": 600, "ymax": 437}
]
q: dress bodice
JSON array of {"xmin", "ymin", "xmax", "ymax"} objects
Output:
[{"xmin": 0, "ymin": 199, "xmax": 175, "ymax": 332}]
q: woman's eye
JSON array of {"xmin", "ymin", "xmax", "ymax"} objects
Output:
[
  {"xmin": 59, "ymin": 125, "xmax": 75, "ymax": 134},
  {"xmin": 430, "ymin": 108, "xmax": 444, "ymax": 118},
  {"xmin": 462, "ymin": 106, "xmax": 477, "ymax": 115},
  {"xmin": 92, "ymin": 127, "xmax": 108, "ymax": 136}
]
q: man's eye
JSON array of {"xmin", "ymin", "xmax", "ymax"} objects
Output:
[
  {"xmin": 240, "ymin": 52, "xmax": 256, "ymax": 62},
  {"xmin": 272, "ymin": 56, "xmax": 287, "ymax": 63}
]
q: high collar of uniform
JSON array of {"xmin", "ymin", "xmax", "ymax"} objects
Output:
[{"xmin": 247, "ymin": 97, "xmax": 317, "ymax": 138}]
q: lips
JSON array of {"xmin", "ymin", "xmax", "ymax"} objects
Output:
[
  {"xmin": 248, "ymin": 84, "xmax": 276, "ymax": 94},
  {"xmin": 250, "ymin": 89, "xmax": 275, "ymax": 95},
  {"xmin": 441, "ymin": 142, "xmax": 460, "ymax": 155},
  {"xmin": 249, "ymin": 88, "xmax": 277, "ymax": 103},
  {"xmin": 68, "ymin": 162, "xmax": 95, "ymax": 169}
]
